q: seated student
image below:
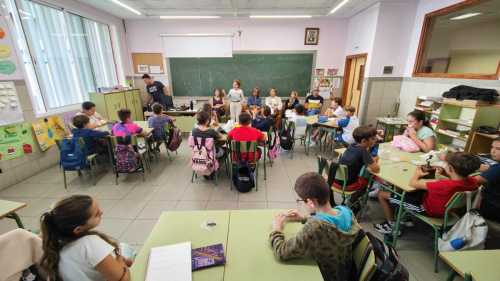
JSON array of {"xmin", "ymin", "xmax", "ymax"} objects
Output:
[
  {"xmin": 290, "ymin": 104, "xmax": 308, "ymax": 138},
  {"xmin": 76, "ymin": 101, "xmax": 107, "ymax": 129},
  {"xmin": 209, "ymin": 88, "xmax": 226, "ymax": 118},
  {"xmin": 283, "ymin": 90, "xmax": 300, "ymax": 112},
  {"xmin": 200, "ymin": 103, "xmax": 219, "ymax": 127},
  {"xmin": 71, "ymin": 115, "xmax": 109, "ymax": 155},
  {"xmin": 375, "ymin": 152, "xmax": 480, "ymax": 234},
  {"xmin": 334, "ymin": 126, "xmax": 380, "ymax": 194},
  {"xmin": 305, "ymin": 89, "xmax": 324, "ymax": 116},
  {"xmin": 148, "ymin": 103, "xmax": 173, "ymax": 141},
  {"xmin": 269, "ymin": 172, "xmax": 361, "ymax": 281},
  {"xmin": 403, "ymin": 110, "xmax": 436, "ymax": 153},
  {"xmin": 265, "ymin": 88, "xmax": 283, "ymax": 114},
  {"xmin": 192, "ymin": 111, "xmax": 225, "ymax": 159},
  {"xmin": 247, "ymin": 87, "xmax": 262, "ymax": 108},
  {"xmin": 334, "ymin": 106, "xmax": 359, "ymax": 145},
  {"xmin": 474, "ymin": 138, "xmax": 500, "ymax": 224},
  {"xmin": 228, "ymin": 112, "xmax": 267, "ymax": 161},
  {"xmin": 325, "ymin": 97, "xmax": 345, "ymax": 118},
  {"xmin": 252, "ymin": 105, "xmax": 274, "ymax": 132},
  {"xmin": 112, "ymin": 109, "xmax": 144, "ymax": 137},
  {"xmin": 39, "ymin": 195, "xmax": 132, "ymax": 281}
]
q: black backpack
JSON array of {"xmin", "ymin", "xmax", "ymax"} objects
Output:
[
  {"xmin": 279, "ymin": 122, "xmax": 294, "ymax": 150},
  {"xmin": 353, "ymin": 230, "xmax": 409, "ymax": 281},
  {"xmin": 232, "ymin": 161, "xmax": 255, "ymax": 193}
]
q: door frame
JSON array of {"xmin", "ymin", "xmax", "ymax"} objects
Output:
[{"xmin": 341, "ymin": 53, "xmax": 368, "ymax": 111}]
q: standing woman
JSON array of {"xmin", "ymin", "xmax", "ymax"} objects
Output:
[
  {"xmin": 210, "ymin": 88, "xmax": 226, "ymax": 119},
  {"xmin": 228, "ymin": 80, "xmax": 244, "ymax": 122}
]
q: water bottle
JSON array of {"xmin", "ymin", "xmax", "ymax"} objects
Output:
[{"xmin": 450, "ymin": 237, "xmax": 466, "ymax": 250}]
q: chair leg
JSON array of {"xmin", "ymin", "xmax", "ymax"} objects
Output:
[
  {"xmin": 434, "ymin": 228, "xmax": 440, "ymax": 273},
  {"xmin": 6, "ymin": 212, "xmax": 25, "ymax": 228},
  {"xmin": 446, "ymin": 271, "xmax": 457, "ymax": 281},
  {"xmin": 191, "ymin": 171, "xmax": 195, "ymax": 183},
  {"xmin": 263, "ymin": 149, "xmax": 267, "ymax": 181},
  {"xmin": 63, "ymin": 170, "xmax": 68, "ymax": 189},
  {"xmin": 115, "ymin": 172, "xmax": 119, "ymax": 185}
]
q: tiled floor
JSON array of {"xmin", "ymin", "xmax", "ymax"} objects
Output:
[{"xmin": 0, "ymin": 141, "xmax": 456, "ymax": 281}]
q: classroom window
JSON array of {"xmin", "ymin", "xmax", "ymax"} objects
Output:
[
  {"xmin": 413, "ymin": 0, "xmax": 500, "ymax": 80},
  {"xmin": 9, "ymin": 0, "xmax": 119, "ymax": 113}
]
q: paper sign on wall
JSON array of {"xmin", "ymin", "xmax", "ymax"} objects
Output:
[
  {"xmin": 0, "ymin": 122, "xmax": 34, "ymax": 160},
  {"xmin": 0, "ymin": 12, "xmax": 23, "ymax": 80},
  {"xmin": 0, "ymin": 81, "xmax": 23, "ymax": 126},
  {"xmin": 32, "ymin": 116, "xmax": 66, "ymax": 151}
]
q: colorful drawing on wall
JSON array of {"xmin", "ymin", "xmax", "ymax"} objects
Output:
[
  {"xmin": 0, "ymin": 60, "xmax": 16, "ymax": 75},
  {"xmin": 0, "ymin": 122, "xmax": 34, "ymax": 160},
  {"xmin": 0, "ymin": 28, "xmax": 5, "ymax": 39},
  {"xmin": 327, "ymin": 68, "xmax": 338, "ymax": 76},
  {"xmin": 32, "ymin": 116, "xmax": 66, "ymax": 151},
  {"xmin": 0, "ymin": 45, "xmax": 11, "ymax": 58}
]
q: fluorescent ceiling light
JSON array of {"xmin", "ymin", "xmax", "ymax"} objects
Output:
[
  {"xmin": 450, "ymin": 12, "xmax": 482, "ymax": 20},
  {"xmin": 250, "ymin": 15, "xmax": 312, "ymax": 19},
  {"xmin": 329, "ymin": 0, "xmax": 349, "ymax": 15},
  {"xmin": 160, "ymin": 16, "xmax": 221, "ymax": 19},
  {"xmin": 110, "ymin": 0, "xmax": 141, "ymax": 15}
]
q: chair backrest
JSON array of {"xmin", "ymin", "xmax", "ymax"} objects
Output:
[
  {"xmin": 445, "ymin": 190, "xmax": 478, "ymax": 212},
  {"xmin": 230, "ymin": 140, "xmax": 258, "ymax": 164},
  {"xmin": 353, "ymin": 236, "xmax": 376, "ymax": 281},
  {"xmin": 334, "ymin": 164, "xmax": 349, "ymax": 182}
]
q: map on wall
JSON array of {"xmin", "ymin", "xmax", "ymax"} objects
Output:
[
  {"xmin": 32, "ymin": 116, "xmax": 66, "ymax": 151},
  {"xmin": 0, "ymin": 122, "xmax": 34, "ymax": 160}
]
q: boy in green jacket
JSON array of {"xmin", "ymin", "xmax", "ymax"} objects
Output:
[{"xmin": 269, "ymin": 172, "xmax": 361, "ymax": 281}]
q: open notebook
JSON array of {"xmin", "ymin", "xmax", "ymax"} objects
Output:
[{"xmin": 146, "ymin": 242, "xmax": 192, "ymax": 281}]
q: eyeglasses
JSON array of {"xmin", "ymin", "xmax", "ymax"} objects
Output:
[{"xmin": 296, "ymin": 198, "xmax": 305, "ymax": 204}]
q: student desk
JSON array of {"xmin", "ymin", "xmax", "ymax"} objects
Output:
[
  {"xmin": 144, "ymin": 110, "xmax": 197, "ymax": 133},
  {"xmin": 439, "ymin": 250, "xmax": 500, "ymax": 281},
  {"xmin": 96, "ymin": 121, "xmax": 154, "ymax": 136},
  {"xmin": 375, "ymin": 117, "xmax": 407, "ymax": 142},
  {"xmin": 130, "ymin": 210, "xmax": 322, "ymax": 281},
  {"xmin": 0, "ymin": 199, "xmax": 27, "ymax": 228}
]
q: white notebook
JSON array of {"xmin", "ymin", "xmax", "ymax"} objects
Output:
[{"xmin": 145, "ymin": 242, "xmax": 192, "ymax": 281}]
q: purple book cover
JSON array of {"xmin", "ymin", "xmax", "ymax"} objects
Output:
[{"xmin": 191, "ymin": 243, "xmax": 226, "ymax": 271}]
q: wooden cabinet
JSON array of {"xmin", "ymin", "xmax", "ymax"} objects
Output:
[{"xmin": 89, "ymin": 89, "xmax": 144, "ymax": 121}]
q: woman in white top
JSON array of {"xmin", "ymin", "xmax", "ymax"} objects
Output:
[
  {"xmin": 40, "ymin": 195, "xmax": 132, "ymax": 281},
  {"xmin": 325, "ymin": 97, "xmax": 346, "ymax": 118},
  {"xmin": 265, "ymin": 88, "xmax": 283, "ymax": 114},
  {"xmin": 227, "ymin": 80, "xmax": 244, "ymax": 122}
]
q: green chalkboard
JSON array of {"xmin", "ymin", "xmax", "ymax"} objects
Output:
[{"xmin": 169, "ymin": 53, "xmax": 313, "ymax": 97}]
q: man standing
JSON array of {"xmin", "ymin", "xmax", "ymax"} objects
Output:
[{"xmin": 142, "ymin": 74, "xmax": 174, "ymax": 110}]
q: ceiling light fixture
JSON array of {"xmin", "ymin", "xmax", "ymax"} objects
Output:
[
  {"xmin": 329, "ymin": 0, "xmax": 349, "ymax": 15},
  {"xmin": 450, "ymin": 12, "xmax": 482, "ymax": 20},
  {"xmin": 160, "ymin": 16, "xmax": 221, "ymax": 19},
  {"xmin": 110, "ymin": 0, "xmax": 141, "ymax": 15},
  {"xmin": 249, "ymin": 15, "xmax": 312, "ymax": 19}
]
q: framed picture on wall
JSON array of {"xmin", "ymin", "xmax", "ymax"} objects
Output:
[{"xmin": 304, "ymin": 28, "xmax": 320, "ymax": 45}]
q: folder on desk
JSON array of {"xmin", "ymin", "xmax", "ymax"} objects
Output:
[
  {"xmin": 192, "ymin": 243, "xmax": 226, "ymax": 271},
  {"xmin": 146, "ymin": 242, "xmax": 192, "ymax": 281}
]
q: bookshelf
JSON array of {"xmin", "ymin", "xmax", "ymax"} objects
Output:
[
  {"xmin": 435, "ymin": 99, "xmax": 500, "ymax": 152},
  {"xmin": 414, "ymin": 96, "xmax": 442, "ymax": 129}
]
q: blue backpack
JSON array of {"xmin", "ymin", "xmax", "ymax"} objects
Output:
[{"xmin": 60, "ymin": 138, "xmax": 87, "ymax": 171}]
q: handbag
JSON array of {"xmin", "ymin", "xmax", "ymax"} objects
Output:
[{"xmin": 438, "ymin": 210, "xmax": 488, "ymax": 252}]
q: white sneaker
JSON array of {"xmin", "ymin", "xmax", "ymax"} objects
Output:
[{"xmin": 368, "ymin": 187, "xmax": 380, "ymax": 199}]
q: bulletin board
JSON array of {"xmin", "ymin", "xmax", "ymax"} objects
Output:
[
  {"xmin": 32, "ymin": 116, "xmax": 66, "ymax": 151},
  {"xmin": 0, "ymin": 122, "xmax": 34, "ymax": 160},
  {"xmin": 131, "ymin": 53, "xmax": 164, "ymax": 74}
]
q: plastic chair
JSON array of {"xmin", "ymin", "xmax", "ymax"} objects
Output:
[
  {"xmin": 402, "ymin": 190, "xmax": 478, "ymax": 272},
  {"xmin": 353, "ymin": 235, "xmax": 376, "ymax": 281},
  {"xmin": 108, "ymin": 136, "xmax": 147, "ymax": 184},
  {"xmin": 228, "ymin": 140, "xmax": 259, "ymax": 191},
  {"xmin": 150, "ymin": 122, "xmax": 172, "ymax": 160},
  {"xmin": 56, "ymin": 137, "xmax": 98, "ymax": 189}
]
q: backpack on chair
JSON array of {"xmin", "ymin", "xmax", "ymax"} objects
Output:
[
  {"xmin": 115, "ymin": 143, "xmax": 138, "ymax": 173},
  {"xmin": 267, "ymin": 129, "xmax": 281, "ymax": 161},
  {"xmin": 189, "ymin": 136, "xmax": 218, "ymax": 176},
  {"xmin": 60, "ymin": 138, "xmax": 87, "ymax": 171},
  {"xmin": 279, "ymin": 122, "xmax": 293, "ymax": 150},
  {"xmin": 167, "ymin": 125, "xmax": 182, "ymax": 151}
]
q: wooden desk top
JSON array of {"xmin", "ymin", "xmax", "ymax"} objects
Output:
[
  {"xmin": 0, "ymin": 199, "xmax": 27, "ymax": 218},
  {"xmin": 440, "ymin": 250, "xmax": 500, "ymax": 281}
]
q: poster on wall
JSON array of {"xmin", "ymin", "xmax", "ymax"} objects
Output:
[
  {"xmin": 0, "ymin": 10, "xmax": 23, "ymax": 81},
  {"xmin": 0, "ymin": 122, "xmax": 34, "ymax": 160},
  {"xmin": 32, "ymin": 116, "xmax": 66, "ymax": 151},
  {"xmin": 0, "ymin": 81, "xmax": 23, "ymax": 125}
]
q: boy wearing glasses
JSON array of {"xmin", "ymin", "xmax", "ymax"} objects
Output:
[{"xmin": 269, "ymin": 172, "xmax": 361, "ymax": 281}]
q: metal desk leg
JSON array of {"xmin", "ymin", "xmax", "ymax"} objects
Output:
[
  {"xmin": 446, "ymin": 270, "xmax": 456, "ymax": 281},
  {"xmin": 305, "ymin": 125, "xmax": 311, "ymax": 155},
  {"xmin": 6, "ymin": 212, "xmax": 24, "ymax": 228},
  {"xmin": 391, "ymin": 191, "xmax": 406, "ymax": 247}
]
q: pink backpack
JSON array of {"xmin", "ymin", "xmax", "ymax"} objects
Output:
[
  {"xmin": 391, "ymin": 135, "xmax": 420, "ymax": 152},
  {"xmin": 167, "ymin": 126, "xmax": 182, "ymax": 151},
  {"xmin": 188, "ymin": 136, "xmax": 219, "ymax": 176},
  {"xmin": 267, "ymin": 130, "xmax": 280, "ymax": 161}
]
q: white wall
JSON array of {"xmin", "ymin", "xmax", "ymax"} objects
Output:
[
  {"xmin": 369, "ymin": 1, "xmax": 418, "ymax": 77},
  {"xmin": 125, "ymin": 18, "xmax": 348, "ymax": 74}
]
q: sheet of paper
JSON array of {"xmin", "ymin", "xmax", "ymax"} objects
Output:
[
  {"xmin": 150, "ymin": 65, "xmax": 162, "ymax": 74},
  {"xmin": 146, "ymin": 242, "xmax": 192, "ymax": 281}
]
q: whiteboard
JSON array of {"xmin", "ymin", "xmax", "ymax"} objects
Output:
[
  {"xmin": 0, "ymin": 81, "xmax": 23, "ymax": 126},
  {"xmin": 162, "ymin": 35, "xmax": 233, "ymax": 58}
]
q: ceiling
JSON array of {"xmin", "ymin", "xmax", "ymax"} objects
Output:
[{"xmin": 76, "ymin": 0, "xmax": 388, "ymax": 19}]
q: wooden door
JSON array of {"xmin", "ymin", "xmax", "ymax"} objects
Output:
[
  {"xmin": 105, "ymin": 92, "xmax": 126, "ymax": 121},
  {"xmin": 342, "ymin": 54, "xmax": 367, "ymax": 115}
]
